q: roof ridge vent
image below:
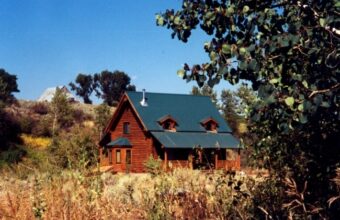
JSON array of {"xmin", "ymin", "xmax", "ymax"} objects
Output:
[{"xmin": 140, "ymin": 89, "xmax": 148, "ymax": 107}]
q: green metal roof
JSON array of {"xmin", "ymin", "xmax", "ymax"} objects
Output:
[
  {"xmin": 107, "ymin": 137, "xmax": 131, "ymax": 147},
  {"xmin": 151, "ymin": 132, "xmax": 240, "ymax": 149},
  {"xmin": 126, "ymin": 91, "xmax": 232, "ymax": 132}
]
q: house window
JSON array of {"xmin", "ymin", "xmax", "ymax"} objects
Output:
[
  {"xmin": 161, "ymin": 119, "xmax": 176, "ymax": 131},
  {"xmin": 126, "ymin": 150, "xmax": 131, "ymax": 164},
  {"xmin": 123, "ymin": 122, "xmax": 130, "ymax": 134},
  {"xmin": 158, "ymin": 115, "xmax": 177, "ymax": 131},
  {"xmin": 206, "ymin": 123, "xmax": 212, "ymax": 131},
  {"xmin": 108, "ymin": 149, "xmax": 112, "ymax": 164},
  {"xmin": 163, "ymin": 121, "xmax": 172, "ymax": 130},
  {"xmin": 201, "ymin": 118, "xmax": 218, "ymax": 132},
  {"xmin": 116, "ymin": 150, "xmax": 121, "ymax": 164}
]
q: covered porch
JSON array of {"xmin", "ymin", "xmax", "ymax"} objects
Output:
[{"xmin": 151, "ymin": 131, "xmax": 241, "ymax": 171}]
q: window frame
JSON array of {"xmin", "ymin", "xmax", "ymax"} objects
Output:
[
  {"xmin": 108, "ymin": 149, "xmax": 112, "ymax": 164},
  {"xmin": 116, "ymin": 149, "xmax": 121, "ymax": 164},
  {"xmin": 126, "ymin": 149, "xmax": 131, "ymax": 164},
  {"xmin": 123, "ymin": 122, "xmax": 130, "ymax": 134}
]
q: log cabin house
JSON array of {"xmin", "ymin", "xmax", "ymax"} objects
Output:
[{"xmin": 98, "ymin": 90, "xmax": 241, "ymax": 173}]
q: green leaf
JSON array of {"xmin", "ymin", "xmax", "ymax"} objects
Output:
[
  {"xmin": 226, "ymin": 6, "xmax": 235, "ymax": 16},
  {"xmin": 156, "ymin": 15, "xmax": 164, "ymax": 26},
  {"xmin": 298, "ymin": 103, "xmax": 304, "ymax": 111},
  {"xmin": 299, "ymin": 113, "xmax": 308, "ymax": 124},
  {"xmin": 239, "ymin": 47, "xmax": 246, "ymax": 56},
  {"xmin": 269, "ymin": 78, "xmax": 279, "ymax": 84},
  {"xmin": 321, "ymin": 101, "xmax": 330, "ymax": 108},
  {"xmin": 284, "ymin": 97, "xmax": 295, "ymax": 106},
  {"xmin": 174, "ymin": 16, "xmax": 181, "ymax": 25},
  {"xmin": 249, "ymin": 59, "xmax": 258, "ymax": 71},
  {"xmin": 243, "ymin": 5, "xmax": 250, "ymax": 14},
  {"xmin": 204, "ymin": 42, "xmax": 211, "ymax": 49},
  {"xmin": 218, "ymin": 66, "xmax": 228, "ymax": 76},
  {"xmin": 222, "ymin": 44, "xmax": 231, "ymax": 55},
  {"xmin": 177, "ymin": 69, "xmax": 186, "ymax": 78},
  {"xmin": 210, "ymin": 51, "xmax": 217, "ymax": 61},
  {"xmin": 265, "ymin": 95, "xmax": 276, "ymax": 104},
  {"xmin": 302, "ymin": 80, "xmax": 308, "ymax": 88},
  {"xmin": 303, "ymin": 101, "xmax": 312, "ymax": 111},
  {"xmin": 239, "ymin": 61, "xmax": 247, "ymax": 70},
  {"xmin": 319, "ymin": 18, "xmax": 326, "ymax": 27}
]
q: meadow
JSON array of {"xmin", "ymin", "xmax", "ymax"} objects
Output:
[{"xmin": 0, "ymin": 169, "xmax": 265, "ymax": 220}]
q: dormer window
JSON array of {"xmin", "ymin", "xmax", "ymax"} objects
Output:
[
  {"xmin": 158, "ymin": 115, "xmax": 178, "ymax": 131},
  {"xmin": 201, "ymin": 117, "xmax": 219, "ymax": 132}
]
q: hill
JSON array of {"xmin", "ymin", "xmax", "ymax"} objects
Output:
[{"xmin": 0, "ymin": 99, "xmax": 115, "ymax": 174}]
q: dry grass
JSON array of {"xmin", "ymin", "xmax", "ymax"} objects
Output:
[{"xmin": 0, "ymin": 169, "xmax": 260, "ymax": 220}]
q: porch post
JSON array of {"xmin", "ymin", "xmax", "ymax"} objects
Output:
[
  {"xmin": 163, "ymin": 148, "xmax": 168, "ymax": 171},
  {"xmin": 198, "ymin": 149, "xmax": 202, "ymax": 163},
  {"xmin": 225, "ymin": 149, "xmax": 228, "ymax": 170},
  {"xmin": 215, "ymin": 150, "xmax": 218, "ymax": 169},
  {"xmin": 188, "ymin": 152, "xmax": 193, "ymax": 169}
]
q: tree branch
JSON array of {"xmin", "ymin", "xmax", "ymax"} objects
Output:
[{"xmin": 308, "ymin": 83, "xmax": 340, "ymax": 98}]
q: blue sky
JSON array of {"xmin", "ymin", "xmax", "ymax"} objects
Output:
[{"xmin": 0, "ymin": 0, "xmax": 235, "ymax": 102}]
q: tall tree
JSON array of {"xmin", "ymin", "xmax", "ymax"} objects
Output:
[
  {"xmin": 220, "ymin": 88, "xmax": 239, "ymax": 132},
  {"xmin": 94, "ymin": 70, "xmax": 136, "ymax": 106},
  {"xmin": 191, "ymin": 84, "xmax": 218, "ymax": 106},
  {"xmin": 220, "ymin": 84, "xmax": 256, "ymax": 134},
  {"xmin": 51, "ymin": 88, "xmax": 73, "ymax": 135},
  {"xmin": 158, "ymin": 1, "xmax": 340, "ymax": 218},
  {"xmin": 94, "ymin": 103, "xmax": 112, "ymax": 138},
  {"xmin": 69, "ymin": 73, "xmax": 94, "ymax": 104},
  {"xmin": 234, "ymin": 84, "xmax": 257, "ymax": 116},
  {"xmin": 0, "ymin": 69, "xmax": 19, "ymax": 107},
  {"xmin": 0, "ymin": 69, "xmax": 20, "ymax": 149}
]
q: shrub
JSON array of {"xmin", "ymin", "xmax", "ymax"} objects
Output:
[
  {"xmin": 18, "ymin": 115, "xmax": 37, "ymax": 134},
  {"xmin": 30, "ymin": 102, "xmax": 49, "ymax": 115},
  {"xmin": 49, "ymin": 127, "xmax": 98, "ymax": 170},
  {"xmin": 72, "ymin": 109, "xmax": 92, "ymax": 123},
  {"xmin": 143, "ymin": 155, "xmax": 163, "ymax": 176},
  {"xmin": 20, "ymin": 134, "xmax": 51, "ymax": 149},
  {"xmin": 31, "ymin": 117, "xmax": 53, "ymax": 137},
  {"xmin": 252, "ymin": 178, "xmax": 285, "ymax": 219},
  {"xmin": 0, "ymin": 110, "xmax": 20, "ymax": 149},
  {"xmin": 0, "ymin": 145, "xmax": 26, "ymax": 165}
]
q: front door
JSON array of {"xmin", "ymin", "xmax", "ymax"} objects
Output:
[{"xmin": 115, "ymin": 148, "xmax": 132, "ymax": 172}]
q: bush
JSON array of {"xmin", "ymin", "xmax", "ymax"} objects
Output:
[
  {"xmin": 20, "ymin": 134, "xmax": 51, "ymax": 149},
  {"xmin": 0, "ymin": 109, "xmax": 20, "ymax": 149},
  {"xmin": 72, "ymin": 109, "xmax": 92, "ymax": 123},
  {"xmin": 49, "ymin": 127, "xmax": 98, "ymax": 170},
  {"xmin": 30, "ymin": 102, "xmax": 49, "ymax": 115},
  {"xmin": 143, "ymin": 155, "xmax": 163, "ymax": 176},
  {"xmin": 0, "ymin": 145, "xmax": 26, "ymax": 165},
  {"xmin": 18, "ymin": 115, "xmax": 37, "ymax": 134},
  {"xmin": 252, "ymin": 178, "xmax": 285, "ymax": 219},
  {"xmin": 31, "ymin": 117, "xmax": 53, "ymax": 137}
]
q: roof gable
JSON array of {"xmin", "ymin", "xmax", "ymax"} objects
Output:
[{"xmin": 126, "ymin": 91, "xmax": 232, "ymax": 133}]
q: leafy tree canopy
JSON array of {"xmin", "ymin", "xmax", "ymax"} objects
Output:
[
  {"xmin": 69, "ymin": 74, "xmax": 94, "ymax": 104},
  {"xmin": 0, "ymin": 69, "xmax": 19, "ymax": 107},
  {"xmin": 94, "ymin": 70, "xmax": 136, "ymax": 106},
  {"xmin": 158, "ymin": 0, "xmax": 340, "ymax": 217}
]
